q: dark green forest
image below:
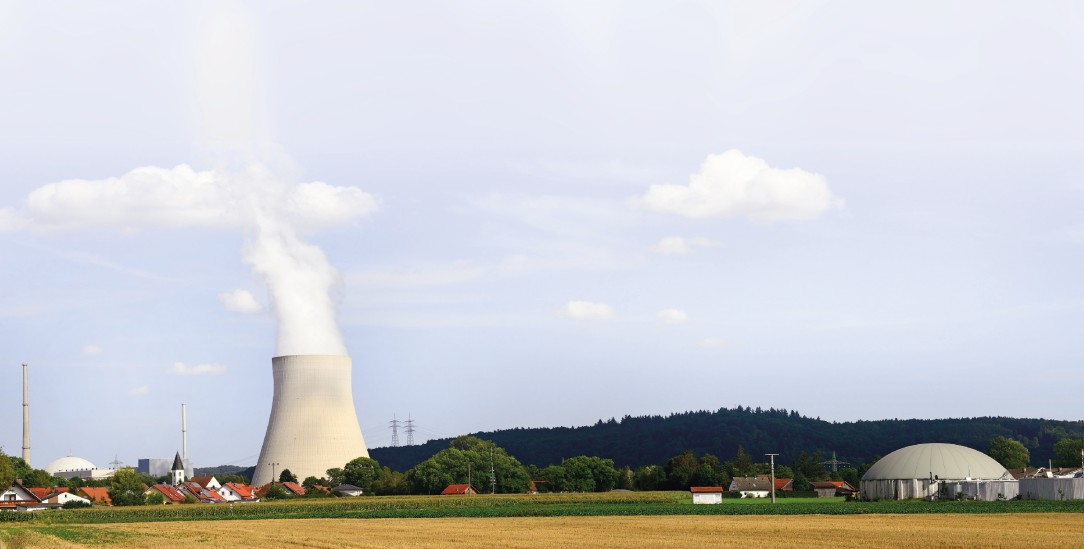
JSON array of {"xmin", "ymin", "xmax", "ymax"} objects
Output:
[{"xmin": 370, "ymin": 406, "xmax": 1084, "ymax": 473}]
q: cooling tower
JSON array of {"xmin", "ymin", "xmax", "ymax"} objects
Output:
[{"xmin": 252, "ymin": 355, "xmax": 368, "ymax": 486}]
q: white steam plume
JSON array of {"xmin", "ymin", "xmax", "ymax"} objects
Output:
[{"xmin": 3, "ymin": 163, "xmax": 377, "ymax": 356}]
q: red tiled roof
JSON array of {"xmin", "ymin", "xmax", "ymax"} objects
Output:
[
  {"xmin": 440, "ymin": 484, "xmax": 477, "ymax": 495},
  {"xmin": 282, "ymin": 482, "xmax": 306, "ymax": 496},
  {"xmin": 151, "ymin": 484, "xmax": 187, "ymax": 502},
  {"xmin": 775, "ymin": 478, "xmax": 793, "ymax": 490},
  {"xmin": 690, "ymin": 486, "xmax": 724, "ymax": 493},
  {"xmin": 191, "ymin": 476, "xmax": 215, "ymax": 487},
  {"xmin": 79, "ymin": 487, "xmax": 112, "ymax": 505},
  {"xmin": 28, "ymin": 487, "xmax": 52, "ymax": 499},
  {"xmin": 203, "ymin": 490, "xmax": 226, "ymax": 502},
  {"xmin": 225, "ymin": 482, "xmax": 256, "ymax": 499}
]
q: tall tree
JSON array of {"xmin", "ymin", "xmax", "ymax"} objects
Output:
[
  {"xmin": 562, "ymin": 456, "xmax": 617, "ymax": 492},
  {"xmin": 732, "ymin": 445, "xmax": 755, "ymax": 477},
  {"xmin": 108, "ymin": 467, "xmax": 147, "ymax": 506},
  {"xmin": 664, "ymin": 451, "xmax": 699, "ymax": 489},
  {"xmin": 407, "ymin": 436, "xmax": 529, "ymax": 494},
  {"xmin": 0, "ymin": 449, "xmax": 14, "ymax": 489},
  {"xmin": 278, "ymin": 469, "xmax": 298, "ymax": 483},
  {"xmin": 343, "ymin": 457, "xmax": 382, "ymax": 493},
  {"xmin": 1052, "ymin": 438, "xmax": 1084, "ymax": 467},
  {"xmin": 988, "ymin": 436, "xmax": 1029, "ymax": 469}
]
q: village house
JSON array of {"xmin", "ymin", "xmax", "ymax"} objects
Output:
[
  {"xmin": 441, "ymin": 484, "xmax": 479, "ymax": 495},
  {"xmin": 811, "ymin": 480, "xmax": 857, "ymax": 497},
  {"xmin": 728, "ymin": 477, "xmax": 773, "ymax": 498},
  {"xmin": 1, "ymin": 480, "xmax": 46, "ymax": 511},
  {"xmin": 332, "ymin": 484, "xmax": 364, "ymax": 497}
]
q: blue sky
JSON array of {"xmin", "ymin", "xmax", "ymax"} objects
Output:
[{"xmin": 1, "ymin": 1, "xmax": 1082, "ymax": 470}]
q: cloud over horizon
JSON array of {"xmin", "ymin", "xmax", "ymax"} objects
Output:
[
  {"xmin": 563, "ymin": 300, "xmax": 615, "ymax": 320},
  {"xmin": 657, "ymin": 309, "xmax": 689, "ymax": 325},
  {"xmin": 219, "ymin": 288, "xmax": 262, "ymax": 313},
  {"xmin": 632, "ymin": 150, "xmax": 843, "ymax": 221},
  {"xmin": 651, "ymin": 236, "xmax": 717, "ymax": 255},
  {"xmin": 170, "ymin": 362, "xmax": 227, "ymax": 376}
]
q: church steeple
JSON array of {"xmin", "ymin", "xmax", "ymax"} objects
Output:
[{"xmin": 171, "ymin": 451, "xmax": 185, "ymax": 485}]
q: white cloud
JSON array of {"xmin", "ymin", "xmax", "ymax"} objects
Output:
[
  {"xmin": 651, "ymin": 236, "xmax": 718, "ymax": 255},
  {"xmin": 170, "ymin": 362, "xmax": 227, "ymax": 376},
  {"xmin": 699, "ymin": 337, "xmax": 724, "ymax": 349},
  {"xmin": 218, "ymin": 288, "xmax": 262, "ymax": 313},
  {"xmin": 7, "ymin": 163, "xmax": 377, "ymax": 234},
  {"xmin": 657, "ymin": 309, "xmax": 689, "ymax": 325},
  {"xmin": 632, "ymin": 149, "xmax": 843, "ymax": 221},
  {"xmin": 130, "ymin": 385, "xmax": 150, "ymax": 396},
  {"xmin": 81, "ymin": 344, "xmax": 102, "ymax": 356},
  {"xmin": 563, "ymin": 300, "xmax": 615, "ymax": 320}
]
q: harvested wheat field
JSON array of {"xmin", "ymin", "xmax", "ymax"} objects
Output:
[{"xmin": 5, "ymin": 514, "xmax": 1083, "ymax": 548}]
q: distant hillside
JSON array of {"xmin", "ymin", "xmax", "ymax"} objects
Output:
[
  {"xmin": 193, "ymin": 464, "xmax": 252, "ymax": 480},
  {"xmin": 370, "ymin": 406, "xmax": 1084, "ymax": 472}
]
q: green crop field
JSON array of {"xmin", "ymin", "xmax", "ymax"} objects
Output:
[{"xmin": 3, "ymin": 492, "xmax": 1084, "ymax": 527}]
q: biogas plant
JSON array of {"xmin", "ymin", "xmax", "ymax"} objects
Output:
[{"xmin": 251, "ymin": 355, "xmax": 369, "ymax": 487}]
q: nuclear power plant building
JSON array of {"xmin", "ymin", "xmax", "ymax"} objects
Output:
[{"xmin": 252, "ymin": 355, "xmax": 368, "ymax": 486}]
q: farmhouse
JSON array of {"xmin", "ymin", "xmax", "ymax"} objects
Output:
[
  {"xmin": 728, "ymin": 477, "xmax": 772, "ymax": 498},
  {"xmin": 690, "ymin": 486, "xmax": 723, "ymax": 504},
  {"xmin": 332, "ymin": 484, "xmax": 364, "ymax": 497},
  {"xmin": 441, "ymin": 484, "xmax": 480, "ymax": 495},
  {"xmin": 810, "ymin": 480, "xmax": 856, "ymax": 497},
  {"xmin": 860, "ymin": 443, "xmax": 1014, "ymax": 501}
]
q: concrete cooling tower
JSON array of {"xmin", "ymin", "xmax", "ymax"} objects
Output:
[{"xmin": 252, "ymin": 355, "xmax": 368, "ymax": 486}]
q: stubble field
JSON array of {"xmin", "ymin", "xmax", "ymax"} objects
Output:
[{"xmin": 5, "ymin": 514, "xmax": 1084, "ymax": 548}]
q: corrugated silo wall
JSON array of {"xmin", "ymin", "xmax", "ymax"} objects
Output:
[
  {"xmin": 1019, "ymin": 478, "xmax": 1084, "ymax": 500},
  {"xmin": 943, "ymin": 481, "xmax": 1019, "ymax": 501},
  {"xmin": 860, "ymin": 479, "xmax": 933, "ymax": 500}
]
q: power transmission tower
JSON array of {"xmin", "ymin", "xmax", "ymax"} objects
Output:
[
  {"xmin": 109, "ymin": 455, "xmax": 123, "ymax": 469},
  {"xmin": 821, "ymin": 451, "xmax": 849, "ymax": 472},
  {"xmin": 404, "ymin": 413, "xmax": 415, "ymax": 446},
  {"xmin": 389, "ymin": 414, "xmax": 400, "ymax": 447}
]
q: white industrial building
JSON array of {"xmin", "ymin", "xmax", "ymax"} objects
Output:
[
  {"xmin": 43, "ymin": 456, "xmax": 115, "ymax": 481},
  {"xmin": 860, "ymin": 443, "xmax": 1014, "ymax": 501},
  {"xmin": 138, "ymin": 457, "xmax": 193, "ymax": 479}
]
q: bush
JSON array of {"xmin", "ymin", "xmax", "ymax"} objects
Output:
[{"xmin": 61, "ymin": 499, "xmax": 92, "ymax": 509}]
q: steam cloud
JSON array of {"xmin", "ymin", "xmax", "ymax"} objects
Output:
[{"xmin": 2, "ymin": 163, "xmax": 377, "ymax": 356}]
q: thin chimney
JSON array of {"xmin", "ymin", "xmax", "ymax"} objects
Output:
[
  {"xmin": 181, "ymin": 403, "xmax": 187, "ymax": 461},
  {"xmin": 22, "ymin": 363, "xmax": 31, "ymax": 467}
]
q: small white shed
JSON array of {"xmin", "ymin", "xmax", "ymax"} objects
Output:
[{"xmin": 690, "ymin": 486, "xmax": 724, "ymax": 504}]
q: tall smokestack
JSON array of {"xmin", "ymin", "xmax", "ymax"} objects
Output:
[
  {"xmin": 252, "ymin": 355, "xmax": 368, "ymax": 486},
  {"xmin": 182, "ymin": 403, "xmax": 187, "ymax": 461},
  {"xmin": 22, "ymin": 363, "xmax": 30, "ymax": 467}
]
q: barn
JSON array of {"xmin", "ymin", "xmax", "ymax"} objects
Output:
[{"xmin": 860, "ymin": 443, "xmax": 1013, "ymax": 501}]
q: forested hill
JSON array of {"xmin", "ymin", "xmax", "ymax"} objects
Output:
[{"xmin": 369, "ymin": 407, "xmax": 1084, "ymax": 472}]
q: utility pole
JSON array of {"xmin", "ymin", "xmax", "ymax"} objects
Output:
[
  {"xmin": 766, "ymin": 453, "xmax": 779, "ymax": 504},
  {"xmin": 389, "ymin": 414, "xmax": 400, "ymax": 447},
  {"xmin": 22, "ymin": 363, "xmax": 31, "ymax": 467},
  {"xmin": 490, "ymin": 444, "xmax": 497, "ymax": 495},
  {"xmin": 467, "ymin": 462, "xmax": 471, "ymax": 495},
  {"xmin": 268, "ymin": 462, "xmax": 280, "ymax": 484}
]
